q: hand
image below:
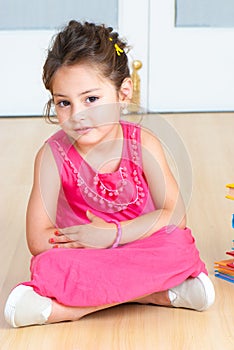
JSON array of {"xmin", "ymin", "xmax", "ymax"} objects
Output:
[{"xmin": 48, "ymin": 210, "xmax": 117, "ymax": 249}]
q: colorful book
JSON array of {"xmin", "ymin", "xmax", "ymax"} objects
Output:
[
  {"xmin": 214, "ymin": 258, "xmax": 234, "ymax": 269},
  {"xmin": 215, "ymin": 272, "xmax": 234, "ymax": 283},
  {"xmin": 214, "ymin": 267, "xmax": 234, "ymax": 276},
  {"xmin": 226, "ymin": 251, "xmax": 234, "ymax": 257}
]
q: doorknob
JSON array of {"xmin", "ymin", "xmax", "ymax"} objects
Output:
[{"xmin": 130, "ymin": 60, "xmax": 142, "ymax": 112}]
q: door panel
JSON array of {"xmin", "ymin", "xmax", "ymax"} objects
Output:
[
  {"xmin": 0, "ymin": 0, "xmax": 118, "ymax": 116},
  {"xmin": 149, "ymin": 0, "xmax": 234, "ymax": 112},
  {"xmin": 120, "ymin": 0, "xmax": 234, "ymax": 112}
]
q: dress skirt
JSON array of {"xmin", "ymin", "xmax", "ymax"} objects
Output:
[{"xmin": 23, "ymin": 226, "xmax": 207, "ymax": 307}]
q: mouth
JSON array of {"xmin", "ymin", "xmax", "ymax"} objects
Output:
[{"xmin": 73, "ymin": 127, "xmax": 92, "ymax": 135}]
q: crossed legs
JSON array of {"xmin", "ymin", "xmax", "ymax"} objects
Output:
[
  {"xmin": 4, "ymin": 272, "xmax": 215, "ymax": 327},
  {"xmin": 47, "ymin": 291, "xmax": 171, "ymax": 324}
]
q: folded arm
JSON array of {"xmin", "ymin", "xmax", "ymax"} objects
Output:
[
  {"xmin": 27, "ymin": 127, "xmax": 186, "ymax": 254},
  {"xmin": 48, "ymin": 127, "xmax": 186, "ymax": 249}
]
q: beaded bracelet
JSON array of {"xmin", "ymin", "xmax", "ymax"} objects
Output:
[{"xmin": 107, "ymin": 219, "xmax": 122, "ymax": 248}]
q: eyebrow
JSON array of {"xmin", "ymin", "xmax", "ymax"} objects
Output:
[{"xmin": 53, "ymin": 88, "xmax": 101, "ymax": 98}]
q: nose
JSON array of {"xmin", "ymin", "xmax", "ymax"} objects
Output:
[
  {"xmin": 70, "ymin": 104, "xmax": 86, "ymax": 123},
  {"xmin": 70, "ymin": 111, "xmax": 86, "ymax": 123}
]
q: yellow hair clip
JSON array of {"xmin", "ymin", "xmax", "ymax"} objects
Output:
[
  {"xmin": 226, "ymin": 183, "xmax": 234, "ymax": 200},
  {"xmin": 109, "ymin": 37, "xmax": 124, "ymax": 56}
]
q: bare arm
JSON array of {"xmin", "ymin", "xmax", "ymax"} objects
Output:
[
  {"xmin": 119, "ymin": 126, "xmax": 186, "ymax": 243},
  {"xmin": 26, "ymin": 144, "xmax": 61, "ymax": 255}
]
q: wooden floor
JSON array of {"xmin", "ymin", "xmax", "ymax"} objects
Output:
[{"xmin": 1, "ymin": 113, "xmax": 234, "ymax": 349}]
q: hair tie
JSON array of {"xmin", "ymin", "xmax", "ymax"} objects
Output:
[{"xmin": 109, "ymin": 37, "xmax": 124, "ymax": 56}]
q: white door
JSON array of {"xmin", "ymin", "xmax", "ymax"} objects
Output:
[{"xmin": 120, "ymin": 0, "xmax": 234, "ymax": 112}]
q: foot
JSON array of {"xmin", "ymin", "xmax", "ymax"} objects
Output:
[
  {"xmin": 168, "ymin": 272, "xmax": 215, "ymax": 311},
  {"xmin": 4, "ymin": 285, "xmax": 52, "ymax": 328},
  {"xmin": 4, "ymin": 285, "xmax": 118, "ymax": 327},
  {"xmin": 135, "ymin": 291, "xmax": 171, "ymax": 306}
]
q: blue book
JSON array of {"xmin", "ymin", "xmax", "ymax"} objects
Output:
[{"xmin": 215, "ymin": 272, "xmax": 234, "ymax": 283}]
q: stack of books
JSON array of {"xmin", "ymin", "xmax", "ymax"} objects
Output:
[
  {"xmin": 215, "ymin": 249, "xmax": 234, "ymax": 283},
  {"xmin": 214, "ymin": 184, "xmax": 234, "ymax": 283}
]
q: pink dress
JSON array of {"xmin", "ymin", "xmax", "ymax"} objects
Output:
[{"xmin": 24, "ymin": 121, "xmax": 207, "ymax": 306}]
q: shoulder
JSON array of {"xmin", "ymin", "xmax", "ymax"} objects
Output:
[
  {"xmin": 141, "ymin": 126, "xmax": 164, "ymax": 154},
  {"xmin": 34, "ymin": 144, "xmax": 47, "ymax": 166},
  {"xmin": 34, "ymin": 141, "xmax": 57, "ymax": 173},
  {"xmin": 120, "ymin": 120, "xmax": 165, "ymax": 156},
  {"xmin": 140, "ymin": 125, "xmax": 172, "ymax": 175},
  {"xmin": 46, "ymin": 128, "xmax": 66, "ymax": 145},
  {"xmin": 121, "ymin": 121, "xmax": 161, "ymax": 148}
]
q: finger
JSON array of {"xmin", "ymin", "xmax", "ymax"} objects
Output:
[
  {"xmin": 49, "ymin": 235, "xmax": 73, "ymax": 244},
  {"xmin": 54, "ymin": 230, "xmax": 63, "ymax": 236},
  {"xmin": 52, "ymin": 242, "xmax": 84, "ymax": 249},
  {"xmin": 86, "ymin": 209, "xmax": 95, "ymax": 221},
  {"xmin": 54, "ymin": 229, "xmax": 77, "ymax": 237}
]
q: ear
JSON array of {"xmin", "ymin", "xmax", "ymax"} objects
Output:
[{"xmin": 118, "ymin": 77, "xmax": 133, "ymax": 102}]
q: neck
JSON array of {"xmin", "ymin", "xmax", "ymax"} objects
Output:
[{"xmin": 75, "ymin": 123, "xmax": 124, "ymax": 172}]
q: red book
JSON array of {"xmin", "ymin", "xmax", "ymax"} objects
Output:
[{"xmin": 226, "ymin": 251, "xmax": 234, "ymax": 257}]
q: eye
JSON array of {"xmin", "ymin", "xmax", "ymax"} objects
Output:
[
  {"xmin": 56, "ymin": 100, "xmax": 70, "ymax": 108},
  {"xmin": 85, "ymin": 96, "xmax": 99, "ymax": 104}
]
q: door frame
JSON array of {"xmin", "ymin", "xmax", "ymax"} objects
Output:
[{"xmin": 118, "ymin": 0, "xmax": 150, "ymax": 110}]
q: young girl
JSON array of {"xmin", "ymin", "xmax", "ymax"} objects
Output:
[{"xmin": 4, "ymin": 20, "xmax": 215, "ymax": 328}]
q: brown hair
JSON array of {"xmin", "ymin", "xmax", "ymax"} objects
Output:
[{"xmin": 43, "ymin": 20, "xmax": 130, "ymax": 123}]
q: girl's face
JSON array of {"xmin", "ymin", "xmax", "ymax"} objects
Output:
[{"xmin": 51, "ymin": 63, "xmax": 132, "ymax": 153}]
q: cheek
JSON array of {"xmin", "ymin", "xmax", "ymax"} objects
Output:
[
  {"xmin": 89, "ymin": 102, "xmax": 121, "ymax": 126},
  {"xmin": 58, "ymin": 116, "xmax": 72, "ymax": 130}
]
